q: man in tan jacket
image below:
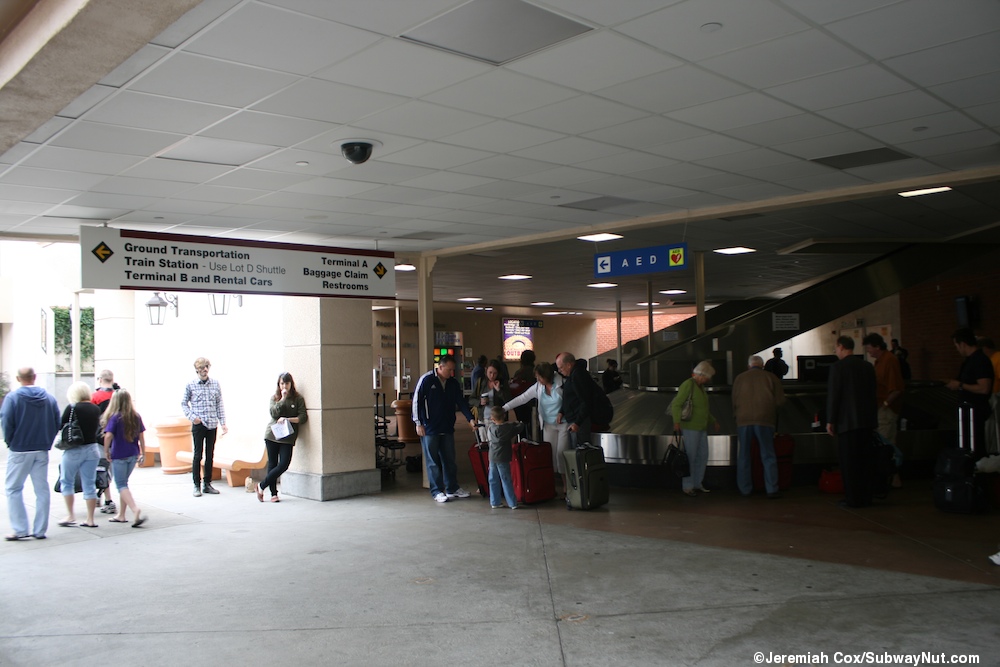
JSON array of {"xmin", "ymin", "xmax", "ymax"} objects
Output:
[{"xmin": 732, "ymin": 355, "xmax": 786, "ymax": 498}]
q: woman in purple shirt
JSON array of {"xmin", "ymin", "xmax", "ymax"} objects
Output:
[{"xmin": 101, "ymin": 390, "xmax": 147, "ymax": 527}]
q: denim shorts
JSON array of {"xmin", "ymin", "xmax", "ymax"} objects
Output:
[
  {"xmin": 60, "ymin": 443, "xmax": 101, "ymax": 499},
  {"xmin": 112, "ymin": 456, "xmax": 138, "ymax": 491}
]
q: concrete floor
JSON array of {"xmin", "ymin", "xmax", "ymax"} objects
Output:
[{"xmin": 1, "ymin": 446, "xmax": 998, "ymax": 667}]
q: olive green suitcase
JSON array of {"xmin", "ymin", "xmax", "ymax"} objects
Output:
[{"xmin": 562, "ymin": 444, "xmax": 609, "ymax": 510}]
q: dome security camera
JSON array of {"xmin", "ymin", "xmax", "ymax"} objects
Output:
[
  {"xmin": 338, "ymin": 139, "xmax": 381, "ymax": 165},
  {"xmin": 341, "ymin": 142, "xmax": 372, "ymax": 164}
]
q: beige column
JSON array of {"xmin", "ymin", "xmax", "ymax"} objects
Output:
[
  {"xmin": 416, "ymin": 255, "xmax": 436, "ymax": 376},
  {"xmin": 280, "ymin": 296, "xmax": 379, "ymax": 501},
  {"xmin": 92, "ymin": 289, "xmax": 135, "ymax": 391}
]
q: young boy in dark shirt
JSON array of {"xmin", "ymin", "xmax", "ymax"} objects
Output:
[{"xmin": 487, "ymin": 406, "xmax": 524, "ymax": 510}]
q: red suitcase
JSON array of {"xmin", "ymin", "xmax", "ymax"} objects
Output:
[
  {"xmin": 751, "ymin": 434, "xmax": 795, "ymax": 492},
  {"xmin": 468, "ymin": 429, "xmax": 491, "ymax": 498},
  {"xmin": 511, "ymin": 438, "xmax": 556, "ymax": 504}
]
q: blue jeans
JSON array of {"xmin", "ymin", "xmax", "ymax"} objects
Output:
[
  {"xmin": 488, "ymin": 461, "xmax": 517, "ymax": 508},
  {"xmin": 60, "ymin": 443, "xmax": 101, "ymax": 500},
  {"xmin": 112, "ymin": 456, "xmax": 138, "ymax": 491},
  {"xmin": 681, "ymin": 429, "xmax": 708, "ymax": 492},
  {"xmin": 420, "ymin": 433, "xmax": 458, "ymax": 497},
  {"xmin": 737, "ymin": 425, "xmax": 778, "ymax": 495},
  {"xmin": 5, "ymin": 450, "xmax": 50, "ymax": 538}
]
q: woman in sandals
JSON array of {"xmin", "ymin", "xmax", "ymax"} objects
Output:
[
  {"xmin": 56, "ymin": 382, "xmax": 103, "ymax": 528},
  {"xmin": 255, "ymin": 372, "xmax": 307, "ymax": 503},
  {"xmin": 101, "ymin": 390, "xmax": 147, "ymax": 527}
]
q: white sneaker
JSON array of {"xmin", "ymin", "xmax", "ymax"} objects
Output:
[
  {"xmin": 989, "ymin": 551, "xmax": 1000, "ymax": 566},
  {"xmin": 447, "ymin": 488, "xmax": 471, "ymax": 499},
  {"xmin": 434, "ymin": 492, "xmax": 449, "ymax": 503}
]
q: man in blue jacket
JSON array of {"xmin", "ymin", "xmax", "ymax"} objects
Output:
[
  {"xmin": 1, "ymin": 367, "xmax": 60, "ymax": 540},
  {"xmin": 412, "ymin": 355, "xmax": 476, "ymax": 503}
]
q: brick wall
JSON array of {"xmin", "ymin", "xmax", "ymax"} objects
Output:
[
  {"xmin": 899, "ymin": 249, "xmax": 1000, "ymax": 381},
  {"xmin": 596, "ymin": 313, "xmax": 693, "ymax": 355}
]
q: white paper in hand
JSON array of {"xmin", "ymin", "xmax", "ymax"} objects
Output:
[{"xmin": 270, "ymin": 420, "xmax": 292, "ymax": 440}]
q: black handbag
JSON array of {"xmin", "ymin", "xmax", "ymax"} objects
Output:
[
  {"xmin": 662, "ymin": 432, "xmax": 690, "ymax": 478},
  {"xmin": 55, "ymin": 406, "xmax": 87, "ymax": 450}
]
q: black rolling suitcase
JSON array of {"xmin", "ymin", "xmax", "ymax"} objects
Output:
[
  {"xmin": 933, "ymin": 403, "xmax": 987, "ymax": 513},
  {"xmin": 562, "ymin": 443, "xmax": 609, "ymax": 510}
]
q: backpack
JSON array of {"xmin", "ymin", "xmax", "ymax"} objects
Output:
[{"xmin": 590, "ymin": 381, "xmax": 614, "ymax": 427}]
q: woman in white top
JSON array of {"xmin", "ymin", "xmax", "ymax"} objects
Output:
[{"xmin": 502, "ymin": 362, "xmax": 570, "ymax": 496}]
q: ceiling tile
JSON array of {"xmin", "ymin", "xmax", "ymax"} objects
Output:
[
  {"xmin": 92, "ymin": 176, "xmax": 191, "ymax": 198},
  {"xmin": 817, "ymin": 90, "xmax": 951, "ymax": 128},
  {"xmin": 58, "ymin": 85, "xmax": 116, "ymax": 119},
  {"xmin": 252, "ymin": 79, "xmax": 405, "ymax": 124},
  {"xmin": 861, "ymin": 111, "xmax": 983, "ymax": 145},
  {"xmin": 666, "ymin": 93, "xmax": 800, "ymax": 131},
  {"xmin": 617, "ymin": 0, "xmax": 809, "ymax": 61},
  {"xmin": 766, "ymin": 64, "xmax": 914, "ymax": 111},
  {"xmin": 541, "ymin": 0, "xmax": 682, "ymax": 26},
  {"xmin": 511, "ymin": 136, "xmax": 628, "ymax": 164},
  {"xmin": 779, "ymin": 0, "xmax": 900, "ymax": 25},
  {"xmin": 353, "ymin": 101, "xmax": 493, "ymax": 140},
  {"xmin": 582, "ymin": 116, "xmax": 706, "ymax": 150},
  {"xmin": 315, "ymin": 37, "xmax": 490, "ymax": 97},
  {"xmin": 574, "ymin": 151, "xmax": 678, "ymax": 176},
  {"xmin": 594, "ymin": 65, "xmax": 748, "ymax": 114},
  {"xmin": 128, "ymin": 52, "xmax": 298, "ymax": 107},
  {"xmin": 513, "ymin": 166, "xmax": 605, "ymax": 188},
  {"xmin": 379, "ymin": 143, "xmax": 493, "ymax": 170},
  {"xmin": 827, "ymin": 0, "xmax": 1000, "ymax": 60},
  {"xmin": 459, "ymin": 155, "xmax": 555, "ymax": 179},
  {"xmin": 199, "ymin": 111, "xmax": 335, "ymax": 147},
  {"xmin": 122, "ymin": 158, "xmax": 233, "ymax": 183},
  {"xmin": 0, "ymin": 167, "xmax": 106, "ymax": 191},
  {"xmin": 725, "ymin": 114, "xmax": 844, "ymax": 146},
  {"xmin": 22, "ymin": 147, "xmax": 143, "ymax": 175},
  {"xmin": 649, "ymin": 134, "xmax": 756, "ymax": 161},
  {"xmin": 184, "ymin": 2, "xmax": 380, "ymax": 75},
  {"xmin": 0, "ymin": 184, "xmax": 78, "ymax": 204},
  {"xmin": 284, "ymin": 177, "xmax": 384, "ymax": 197},
  {"xmin": 425, "ymin": 70, "xmax": 577, "ymax": 117},
  {"xmin": 696, "ymin": 148, "xmax": 798, "ymax": 172},
  {"xmin": 882, "ymin": 32, "xmax": 1000, "ymax": 87},
  {"xmin": 65, "ymin": 191, "xmax": 158, "ymax": 209},
  {"xmin": 702, "ymin": 30, "xmax": 866, "ymax": 89},
  {"xmin": 50, "ymin": 122, "xmax": 183, "ymax": 157},
  {"xmin": 159, "ymin": 136, "xmax": 277, "ymax": 166},
  {"xmin": 444, "ymin": 120, "xmax": 564, "ymax": 152},
  {"xmin": 929, "ymin": 71, "xmax": 1000, "ymax": 108},
  {"xmin": 83, "ymin": 91, "xmax": 235, "ymax": 135},
  {"xmin": 507, "ymin": 30, "xmax": 682, "ymax": 92},
  {"xmin": 259, "ymin": 0, "xmax": 463, "ymax": 36},
  {"xmin": 99, "ymin": 44, "xmax": 171, "ymax": 87},
  {"xmin": 511, "ymin": 96, "xmax": 647, "ymax": 134},
  {"xmin": 397, "ymin": 172, "xmax": 496, "ymax": 192}
]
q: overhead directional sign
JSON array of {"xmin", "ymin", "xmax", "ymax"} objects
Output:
[
  {"xmin": 594, "ymin": 242, "xmax": 687, "ymax": 278},
  {"xmin": 80, "ymin": 227, "xmax": 396, "ymax": 299}
]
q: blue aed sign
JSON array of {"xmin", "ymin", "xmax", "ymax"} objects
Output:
[{"xmin": 594, "ymin": 243, "xmax": 688, "ymax": 278}]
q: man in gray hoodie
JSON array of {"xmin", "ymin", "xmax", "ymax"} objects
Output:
[{"xmin": 1, "ymin": 367, "xmax": 60, "ymax": 540}]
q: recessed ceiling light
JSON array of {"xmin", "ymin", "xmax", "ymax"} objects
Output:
[
  {"xmin": 637, "ymin": 302, "xmax": 660, "ymax": 307},
  {"xmin": 394, "ymin": 263, "xmax": 416, "ymax": 271},
  {"xmin": 295, "ymin": 161, "xmax": 310, "ymax": 167},
  {"xmin": 531, "ymin": 301, "xmax": 554, "ymax": 306},
  {"xmin": 714, "ymin": 247, "xmax": 755, "ymax": 255},
  {"xmin": 898, "ymin": 186, "xmax": 952, "ymax": 197},
  {"xmin": 577, "ymin": 233, "xmax": 623, "ymax": 243},
  {"xmin": 700, "ymin": 22, "xmax": 723, "ymax": 33},
  {"xmin": 498, "ymin": 274, "xmax": 532, "ymax": 280},
  {"xmin": 371, "ymin": 305, "xmax": 393, "ymax": 311},
  {"xmin": 542, "ymin": 311, "xmax": 562, "ymax": 316},
  {"xmin": 457, "ymin": 297, "xmax": 482, "ymax": 302},
  {"xmin": 466, "ymin": 306, "xmax": 474, "ymax": 310},
  {"xmin": 475, "ymin": 307, "xmax": 484, "ymax": 310},
  {"xmin": 660, "ymin": 289, "xmax": 686, "ymax": 295},
  {"xmin": 587, "ymin": 282, "xmax": 617, "ymax": 288},
  {"xmin": 485, "ymin": 307, "xmax": 493, "ymax": 311}
]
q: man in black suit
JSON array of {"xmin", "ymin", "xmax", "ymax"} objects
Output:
[{"xmin": 826, "ymin": 336, "xmax": 877, "ymax": 507}]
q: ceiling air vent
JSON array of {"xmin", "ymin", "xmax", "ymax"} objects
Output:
[
  {"xmin": 810, "ymin": 148, "xmax": 910, "ymax": 170},
  {"xmin": 559, "ymin": 196, "xmax": 637, "ymax": 212},
  {"xmin": 400, "ymin": 0, "xmax": 591, "ymax": 65}
]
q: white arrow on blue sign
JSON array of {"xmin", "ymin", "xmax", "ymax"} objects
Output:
[{"xmin": 593, "ymin": 243, "xmax": 688, "ymax": 279}]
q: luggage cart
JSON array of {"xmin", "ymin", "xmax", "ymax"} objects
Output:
[{"xmin": 374, "ymin": 392, "xmax": 405, "ymax": 478}]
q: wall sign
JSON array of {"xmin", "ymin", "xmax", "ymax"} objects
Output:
[{"xmin": 80, "ymin": 227, "xmax": 395, "ymax": 299}]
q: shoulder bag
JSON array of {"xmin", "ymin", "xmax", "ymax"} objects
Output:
[
  {"xmin": 662, "ymin": 432, "xmax": 691, "ymax": 479},
  {"xmin": 54, "ymin": 406, "xmax": 87, "ymax": 450}
]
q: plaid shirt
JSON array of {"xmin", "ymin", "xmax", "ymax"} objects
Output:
[{"xmin": 181, "ymin": 377, "xmax": 226, "ymax": 429}]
